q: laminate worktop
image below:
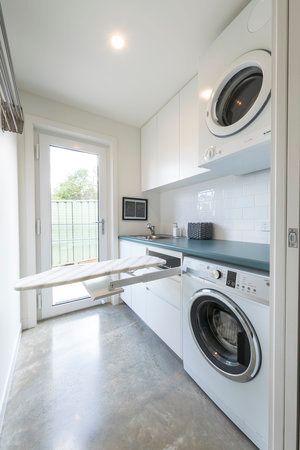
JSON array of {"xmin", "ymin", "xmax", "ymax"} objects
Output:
[{"xmin": 119, "ymin": 236, "xmax": 270, "ymax": 272}]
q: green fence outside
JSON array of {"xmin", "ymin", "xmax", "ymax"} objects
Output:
[{"xmin": 51, "ymin": 200, "xmax": 98, "ymax": 267}]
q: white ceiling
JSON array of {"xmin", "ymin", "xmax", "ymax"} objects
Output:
[{"xmin": 2, "ymin": 0, "xmax": 250, "ymax": 127}]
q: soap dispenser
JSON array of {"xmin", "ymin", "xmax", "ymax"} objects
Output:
[{"xmin": 172, "ymin": 222, "xmax": 181, "ymax": 238}]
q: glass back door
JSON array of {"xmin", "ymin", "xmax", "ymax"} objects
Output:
[{"xmin": 37, "ymin": 133, "xmax": 108, "ymax": 319}]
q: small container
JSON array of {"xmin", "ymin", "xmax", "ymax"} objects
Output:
[
  {"xmin": 187, "ymin": 222, "xmax": 213, "ymax": 240},
  {"xmin": 172, "ymin": 222, "xmax": 181, "ymax": 238}
]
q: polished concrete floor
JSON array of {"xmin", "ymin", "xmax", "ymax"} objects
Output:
[{"xmin": 0, "ymin": 304, "xmax": 256, "ymax": 450}]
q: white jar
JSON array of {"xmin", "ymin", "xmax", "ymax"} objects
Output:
[{"xmin": 172, "ymin": 223, "xmax": 181, "ymax": 238}]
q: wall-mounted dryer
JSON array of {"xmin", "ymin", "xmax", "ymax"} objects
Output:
[{"xmin": 198, "ymin": 0, "xmax": 271, "ymax": 176}]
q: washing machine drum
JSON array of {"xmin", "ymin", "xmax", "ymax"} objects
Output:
[
  {"xmin": 189, "ymin": 289, "xmax": 261, "ymax": 382},
  {"xmin": 206, "ymin": 50, "xmax": 271, "ymax": 137}
]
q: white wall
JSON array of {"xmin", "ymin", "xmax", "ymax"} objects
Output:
[
  {"xmin": 160, "ymin": 169, "xmax": 270, "ymax": 244},
  {"xmin": 20, "ymin": 91, "xmax": 160, "ymax": 236},
  {"xmin": 0, "ymin": 131, "xmax": 21, "ymax": 427},
  {"xmin": 19, "ymin": 91, "xmax": 270, "ymax": 247}
]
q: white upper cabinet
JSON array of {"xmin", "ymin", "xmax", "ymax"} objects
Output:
[
  {"xmin": 141, "ymin": 77, "xmax": 202, "ymax": 191},
  {"xmin": 157, "ymin": 94, "xmax": 180, "ymax": 185},
  {"xmin": 179, "ymin": 76, "xmax": 202, "ymax": 179},
  {"xmin": 141, "ymin": 115, "xmax": 158, "ymax": 191}
]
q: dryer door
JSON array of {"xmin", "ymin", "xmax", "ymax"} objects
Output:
[
  {"xmin": 189, "ymin": 288, "xmax": 261, "ymax": 382},
  {"xmin": 206, "ymin": 50, "xmax": 271, "ymax": 137}
]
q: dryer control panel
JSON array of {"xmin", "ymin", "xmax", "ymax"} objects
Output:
[{"xmin": 182, "ymin": 257, "xmax": 270, "ymax": 304}]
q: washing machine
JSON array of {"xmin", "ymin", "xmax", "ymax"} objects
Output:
[
  {"xmin": 182, "ymin": 256, "xmax": 269, "ymax": 449},
  {"xmin": 198, "ymin": 0, "xmax": 272, "ymax": 175}
]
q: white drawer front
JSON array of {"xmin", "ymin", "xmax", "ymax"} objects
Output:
[
  {"xmin": 146, "ymin": 290, "xmax": 182, "ymax": 358},
  {"xmin": 132, "ymin": 283, "xmax": 148, "ymax": 322},
  {"xmin": 147, "ymin": 276, "xmax": 181, "ymax": 310}
]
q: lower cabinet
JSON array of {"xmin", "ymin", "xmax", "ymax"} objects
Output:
[
  {"xmin": 119, "ymin": 240, "xmax": 182, "ymax": 358},
  {"xmin": 146, "ymin": 280, "xmax": 182, "ymax": 358},
  {"xmin": 119, "ymin": 271, "xmax": 132, "ymax": 307},
  {"xmin": 119, "ymin": 240, "xmax": 146, "ymax": 307},
  {"xmin": 131, "ymin": 269, "xmax": 148, "ymax": 322}
]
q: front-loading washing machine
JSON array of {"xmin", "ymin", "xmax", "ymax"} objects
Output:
[
  {"xmin": 182, "ymin": 256, "xmax": 269, "ymax": 449},
  {"xmin": 198, "ymin": 0, "xmax": 272, "ymax": 175}
]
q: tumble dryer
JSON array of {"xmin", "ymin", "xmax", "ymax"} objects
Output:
[{"xmin": 198, "ymin": 0, "xmax": 272, "ymax": 175}]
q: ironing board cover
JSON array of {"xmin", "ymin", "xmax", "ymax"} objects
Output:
[{"xmin": 15, "ymin": 255, "xmax": 165, "ymax": 291}]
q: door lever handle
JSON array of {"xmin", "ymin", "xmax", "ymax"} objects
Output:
[{"xmin": 96, "ymin": 219, "xmax": 105, "ymax": 235}]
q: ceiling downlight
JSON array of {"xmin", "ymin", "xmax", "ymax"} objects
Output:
[{"xmin": 110, "ymin": 34, "xmax": 125, "ymax": 50}]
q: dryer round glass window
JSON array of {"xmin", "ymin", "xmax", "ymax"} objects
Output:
[
  {"xmin": 189, "ymin": 289, "xmax": 261, "ymax": 382},
  {"xmin": 206, "ymin": 50, "xmax": 271, "ymax": 137},
  {"xmin": 215, "ymin": 67, "xmax": 263, "ymax": 127}
]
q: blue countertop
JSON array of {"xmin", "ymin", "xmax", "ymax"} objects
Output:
[{"xmin": 119, "ymin": 236, "xmax": 270, "ymax": 272}]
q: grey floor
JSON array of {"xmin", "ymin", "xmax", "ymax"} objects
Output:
[{"xmin": 0, "ymin": 304, "xmax": 256, "ymax": 450}]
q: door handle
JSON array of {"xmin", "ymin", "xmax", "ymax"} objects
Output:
[{"xmin": 96, "ymin": 219, "xmax": 105, "ymax": 235}]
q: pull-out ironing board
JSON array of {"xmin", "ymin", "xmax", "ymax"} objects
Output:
[{"xmin": 15, "ymin": 255, "xmax": 181, "ymax": 300}]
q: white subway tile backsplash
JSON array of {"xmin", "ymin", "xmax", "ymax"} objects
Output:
[
  {"xmin": 241, "ymin": 230, "xmax": 269, "ymax": 244},
  {"xmin": 222, "ymin": 198, "xmax": 233, "ymax": 209},
  {"xmin": 233, "ymin": 196, "xmax": 255, "ymax": 208},
  {"xmin": 159, "ymin": 169, "xmax": 270, "ymax": 244},
  {"xmin": 223, "ymin": 230, "xmax": 244, "ymax": 241},
  {"xmin": 224, "ymin": 208, "xmax": 243, "ymax": 220},
  {"xmin": 242, "ymin": 206, "xmax": 269, "ymax": 220},
  {"xmin": 255, "ymin": 220, "xmax": 270, "ymax": 232},
  {"xmin": 255, "ymin": 193, "xmax": 269, "ymax": 207},
  {"xmin": 232, "ymin": 220, "xmax": 255, "ymax": 231}
]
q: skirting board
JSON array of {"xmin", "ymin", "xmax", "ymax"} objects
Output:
[{"xmin": 0, "ymin": 325, "xmax": 21, "ymax": 435}]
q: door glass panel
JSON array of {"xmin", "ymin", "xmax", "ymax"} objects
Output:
[
  {"xmin": 191, "ymin": 296, "xmax": 251, "ymax": 375},
  {"xmin": 210, "ymin": 308, "xmax": 240, "ymax": 353},
  {"xmin": 200, "ymin": 303, "xmax": 242, "ymax": 365},
  {"xmin": 50, "ymin": 146, "xmax": 99, "ymax": 305}
]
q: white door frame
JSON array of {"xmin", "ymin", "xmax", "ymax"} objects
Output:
[
  {"xmin": 284, "ymin": 0, "xmax": 300, "ymax": 447},
  {"xmin": 37, "ymin": 132, "xmax": 109, "ymax": 319},
  {"xmin": 270, "ymin": 0, "xmax": 300, "ymax": 448},
  {"xmin": 18, "ymin": 114, "xmax": 119, "ymax": 329}
]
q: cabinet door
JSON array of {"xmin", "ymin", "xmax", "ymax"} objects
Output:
[
  {"xmin": 141, "ymin": 115, "xmax": 158, "ymax": 191},
  {"xmin": 157, "ymin": 95, "xmax": 180, "ymax": 185},
  {"xmin": 131, "ymin": 269, "xmax": 148, "ymax": 322},
  {"xmin": 130, "ymin": 242, "xmax": 147, "ymax": 320},
  {"xmin": 119, "ymin": 240, "xmax": 133, "ymax": 306},
  {"xmin": 146, "ymin": 286, "xmax": 182, "ymax": 358},
  {"xmin": 119, "ymin": 241, "xmax": 146, "ymax": 307},
  {"xmin": 179, "ymin": 76, "xmax": 202, "ymax": 179}
]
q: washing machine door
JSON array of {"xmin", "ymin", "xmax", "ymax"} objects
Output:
[
  {"xmin": 206, "ymin": 50, "xmax": 271, "ymax": 137},
  {"xmin": 189, "ymin": 288, "xmax": 261, "ymax": 382}
]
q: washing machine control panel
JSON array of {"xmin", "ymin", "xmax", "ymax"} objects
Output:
[
  {"xmin": 182, "ymin": 257, "xmax": 269, "ymax": 303},
  {"xmin": 233, "ymin": 271, "xmax": 269, "ymax": 300},
  {"xmin": 226, "ymin": 270, "xmax": 237, "ymax": 288}
]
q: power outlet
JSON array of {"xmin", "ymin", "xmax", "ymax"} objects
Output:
[{"xmin": 261, "ymin": 221, "xmax": 270, "ymax": 232}]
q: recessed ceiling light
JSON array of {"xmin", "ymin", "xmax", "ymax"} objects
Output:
[{"xmin": 110, "ymin": 34, "xmax": 125, "ymax": 50}]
